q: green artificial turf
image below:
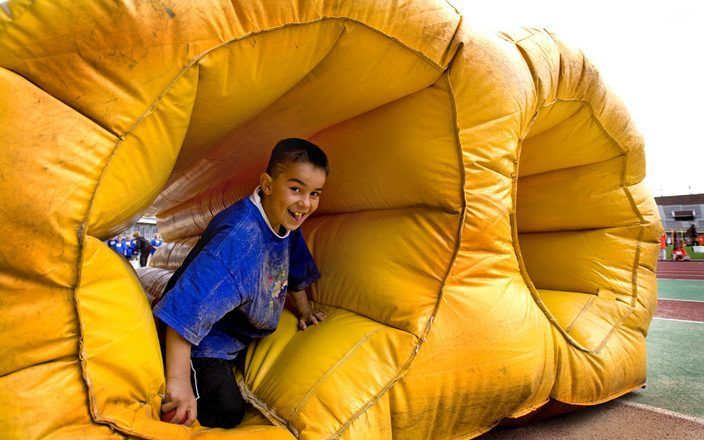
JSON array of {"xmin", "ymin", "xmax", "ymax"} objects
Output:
[
  {"xmin": 664, "ymin": 246, "xmax": 704, "ymax": 260},
  {"xmin": 657, "ymin": 279, "xmax": 704, "ymax": 301},
  {"xmin": 621, "ymin": 318, "xmax": 704, "ymax": 418}
]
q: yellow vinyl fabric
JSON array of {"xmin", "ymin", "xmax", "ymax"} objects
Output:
[{"xmin": 0, "ymin": 2, "xmax": 660, "ymax": 440}]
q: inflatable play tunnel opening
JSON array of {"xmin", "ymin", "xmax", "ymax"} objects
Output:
[
  {"xmin": 0, "ymin": 1, "xmax": 662, "ymax": 439},
  {"xmin": 516, "ymin": 90, "xmax": 658, "ymax": 353}
]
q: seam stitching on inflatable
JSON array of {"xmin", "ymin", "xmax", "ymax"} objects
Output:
[
  {"xmin": 234, "ymin": 307, "xmax": 415, "ymax": 439},
  {"xmin": 161, "ymin": 203, "xmax": 463, "ymax": 244},
  {"xmin": 73, "ymin": 69, "xmax": 204, "ymax": 438},
  {"xmin": 512, "ymin": 38, "xmax": 542, "ymax": 103},
  {"xmin": 334, "ymin": 67, "xmax": 467, "ymax": 440},
  {"xmin": 630, "ymin": 225, "xmax": 646, "ymax": 307},
  {"xmin": 547, "ymin": 98, "xmax": 630, "ymax": 154},
  {"xmin": 155, "ymin": 16, "xmax": 448, "ymax": 218},
  {"xmin": 507, "ymin": 34, "xmax": 609, "ymax": 354},
  {"xmin": 74, "ymin": 136, "xmax": 125, "ymax": 428},
  {"xmin": 316, "ymin": 204, "xmax": 461, "ymax": 219},
  {"xmin": 288, "ymin": 327, "xmax": 384, "ymax": 421},
  {"xmin": 564, "ymin": 295, "xmax": 596, "ymax": 333},
  {"xmin": 509, "ymin": 103, "xmax": 571, "ymax": 339},
  {"xmin": 439, "ymin": 14, "xmax": 462, "ymax": 66},
  {"xmin": 0, "ymin": 66, "xmax": 122, "ymax": 139},
  {"xmin": 551, "ymin": 382, "xmax": 646, "ymax": 407},
  {"xmin": 507, "ymin": 28, "xmax": 544, "ymax": 45},
  {"xmin": 338, "ymin": 17, "xmax": 446, "ymax": 70},
  {"xmin": 519, "ymin": 102, "xmax": 586, "ymax": 144},
  {"xmin": 518, "ymin": 225, "xmax": 624, "ymax": 236},
  {"xmin": 592, "ymin": 307, "xmax": 635, "ymax": 353},
  {"xmin": 151, "ymin": 21, "xmax": 348, "ymax": 213},
  {"xmin": 75, "ymin": 228, "xmax": 172, "ymax": 439},
  {"xmin": 236, "ymin": 375, "xmax": 291, "ymax": 433},
  {"xmin": 508, "ymin": 106, "xmax": 583, "ymax": 405},
  {"xmin": 441, "ymin": 0, "xmax": 461, "ymax": 16},
  {"xmin": 512, "ymin": 138, "xmax": 594, "ymax": 351},
  {"xmin": 140, "ymin": 17, "xmax": 445, "ymax": 137},
  {"xmin": 514, "ymin": 92, "xmax": 648, "ymax": 354},
  {"xmin": 76, "ymin": 69, "xmax": 195, "ymax": 435},
  {"xmin": 302, "ymin": 299, "xmax": 424, "ymax": 339},
  {"xmin": 518, "ymin": 155, "xmax": 624, "ymax": 189}
]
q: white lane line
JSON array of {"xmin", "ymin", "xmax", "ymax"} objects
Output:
[
  {"xmin": 658, "ymin": 298, "xmax": 704, "ymax": 303},
  {"xmin": 617, "ymin": 400, "xmax": 704, "ymax": 425},
  {"xmin": 658, "ymin": 278, "xmax": 704, "ymax": 281},
  {"xmin": 653, "ymin": 317, "xmax": 704, "ymax": 324}
]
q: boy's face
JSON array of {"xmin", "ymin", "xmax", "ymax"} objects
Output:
[{"xmin": 260, "ymin": 162, "xmax": 326, "ymax": 232}]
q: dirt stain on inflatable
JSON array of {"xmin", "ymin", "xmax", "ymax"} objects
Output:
[{"xmin": 164, "ymin": 6, "xmax": 175, "ymax": 19}]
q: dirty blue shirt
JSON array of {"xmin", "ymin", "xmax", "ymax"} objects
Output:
[{"xmin": 153, "ymin": 189, "xmax": 320, "ymax": 360}]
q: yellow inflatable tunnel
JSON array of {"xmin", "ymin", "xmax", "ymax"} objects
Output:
[{"xmin": 0, "ymin": 1, "xmax": 661, "ymax": 439}]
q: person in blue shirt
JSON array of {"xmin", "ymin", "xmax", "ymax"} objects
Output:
[
  {"xmin": 153, "ymin": 138, "xmax": 328, "ymax": 428},
  {"xmin": 123, "ymin": 236, "xmax": 134, "ymax": 260},
  {"xmin": 114, "ymin": 236, "xmax": 128, "ymax": 259},
  {"xmin": 130, "ymin": 236, "xmax": 139, "ymax": 259},
  {"xmin": 151, "ymin": 233, "xmax": 163, "ymax": 255},
  {"xmin": 107, "ymin": 236, "xmax": 118, "ymax": 252}
]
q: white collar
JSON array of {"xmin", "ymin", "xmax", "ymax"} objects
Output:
[{"xmin": 249, "ymin": 186, "xmax": 289, "ymax": 238}]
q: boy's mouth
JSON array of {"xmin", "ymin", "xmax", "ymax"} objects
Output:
[{"xmin": 288, "ymin": 209, "xmax": 306, "ymax": 223}]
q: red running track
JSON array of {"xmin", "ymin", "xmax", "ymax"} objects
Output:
[
  {"xmin": 655, "ymin": 299, "xmax": 704, "ymax": 322},
  {"xmin": 656, "ymin": 261, "xmax": 704, "ymax": 280}
]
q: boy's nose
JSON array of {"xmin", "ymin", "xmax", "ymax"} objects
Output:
[{"xmin": 299, "ymin": 197, "xmax": 311, "ymax": 210}]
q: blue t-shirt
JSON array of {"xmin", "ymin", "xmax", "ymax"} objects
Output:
[
  {"xmin": 114, "ymin": 241, "xmax": 126, "ymax": 256},
  {"xmin": 153, "ymin": 192, "xmax": 320, "ymax": 360},
  {"xmin": 150, "ymin": 238, "xmax": 163, "ymax": 255}
]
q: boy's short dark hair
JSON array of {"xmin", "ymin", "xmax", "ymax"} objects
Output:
[{"xmin": 266, "ymin": 138, "xmax": 329, "ymax": 177}]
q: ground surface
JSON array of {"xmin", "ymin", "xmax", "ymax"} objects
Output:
[{"xmin": 479, "ymin": 265, "xmax": 704, "ymax": 439}]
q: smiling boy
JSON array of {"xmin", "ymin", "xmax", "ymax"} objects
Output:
[{"xmin": 153, "ymin": 138, "xmax": 328, "ymax": 428}]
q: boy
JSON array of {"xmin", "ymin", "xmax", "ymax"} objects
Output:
[{"xmin": 153, "ymin": 138, "xmax": 328, "ymax": 428}]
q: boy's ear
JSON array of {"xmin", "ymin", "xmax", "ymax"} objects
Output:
[{"xmin": 260, "ymin": 172, "xmax": 273, "ymax": 195}]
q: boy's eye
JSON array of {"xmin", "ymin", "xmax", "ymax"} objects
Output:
[
  {"xmin": 290, "ymin": 186, "xmax": 300, "ymax": 192},
  {"xmin": 311, "ymin": 191, "xmax": 320, "ymax": 197}
]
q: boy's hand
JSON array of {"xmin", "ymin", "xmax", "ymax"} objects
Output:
[
  {"xmin": 161, "ymin": 378, "xmax": 197, "ymax": 426},
  {"xmin": 298, "ymin": 309, "xmax": 326, "ymax": 331},
  {"xmin": 289, "ymin": 289, "xmax": 326, "ymax": 330}
]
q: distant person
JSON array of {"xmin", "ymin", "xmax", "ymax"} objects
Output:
[
  {"xmin": 672, "ymin": 241, "xmax": 690, "ymax": 261},
  {"xmin": 133, "ymin": 232, "xmax": 154, "ymax": 268},
  {"xmin": 123, "ymin": 236, "xmax": 133, "ymax": 260},
  {"xmin": 107, "ymin": 236, "xmax": 118, "ymax": 253},
  {"xmin": 659, "ymin": 232, "xmax": 667, "ymax": 260},
  {"xmin": 151, "ymin": 233, "xmax": 164, "ymax": 255},
  {"xmin": 686, "ymin": 224, "xmax": 698, "ymax": 246},
  {"xmin": 130, "ymin": 235, "xmax": 139, "ymax": 258},
  {"xmin": 114, "ymin": 236, "xmax": 128, "ymax": 259}
]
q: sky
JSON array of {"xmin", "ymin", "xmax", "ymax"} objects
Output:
[{"xmin": 453, "ymin": 0, "xmax": 703, "ymax": 196}]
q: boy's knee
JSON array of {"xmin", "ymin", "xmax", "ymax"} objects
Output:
[
  {"xmin": 197, "ymin": 386, "xmax": 246, "ymax": 429},
  {"xmin": 220, "ymin": 390, "xmax": 246, "ymax": 426}
]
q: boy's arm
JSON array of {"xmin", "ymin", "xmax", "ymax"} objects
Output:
[
  {"xmin": 162, "ymin": 326, "xmax": 197, "ymax": 425},
  {"xmin": 289, "ymin": 289, "xmax": 326, "ymax": 331}
]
